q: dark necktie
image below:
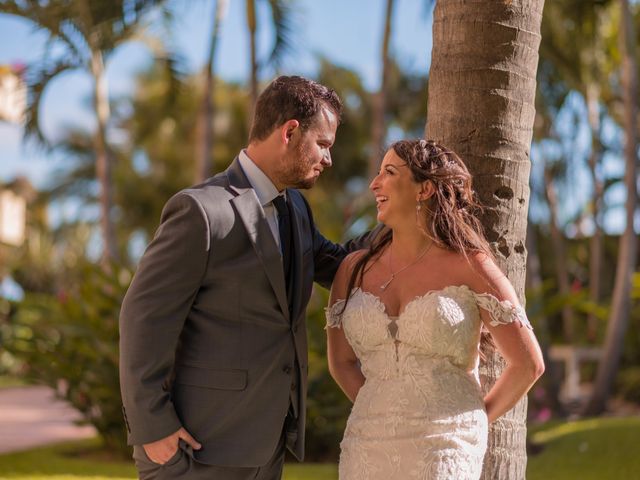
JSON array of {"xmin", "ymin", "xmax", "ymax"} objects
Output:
[{"xmin": 272, "ymin": 195, "xmax": 293, "ymax": 289}]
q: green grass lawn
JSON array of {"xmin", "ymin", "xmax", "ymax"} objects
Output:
[
  {"xmin": 0, "ymin": 438, "xmax": 337, "ymax": 480},
  {"xmin": 526, "ymin": 416, "xmax": 640, "ymax": 480},
  {"xmin": 0, "ymin": 416, "xmax": 638, "ymax": 480},
  {"xmin": 0, "ymin": 375, "xmax": 29, "ymax": 389}
]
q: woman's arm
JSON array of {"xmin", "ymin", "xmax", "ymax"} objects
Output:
[
  {"xmin": 326, "ymin": 252, "xmax": 366, "ymax": 402},
  {"xmin": 469, "ymin": 254, "xmax": 545, "ymax": 423}
]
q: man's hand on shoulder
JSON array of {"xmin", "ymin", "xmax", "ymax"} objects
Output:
[{"xmin": 143, "ymin": 427, "xmax": 202, "ymax": 464}]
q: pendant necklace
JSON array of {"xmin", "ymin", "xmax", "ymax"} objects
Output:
[{"xmin": 380, "ymin": 241, "xmax": 434, "ymax": 291}]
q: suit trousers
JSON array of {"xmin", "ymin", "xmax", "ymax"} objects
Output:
[{"xmin": 133, "ymin": 427, "xmax": 286, "ymax": 480}]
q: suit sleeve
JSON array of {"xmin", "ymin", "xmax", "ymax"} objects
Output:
[
  {"xmin": 119, "ymin": 192, "xmax": 210, "ymax": 445},
  {"xmin": 300, "ymin": 194, "xmax": 382, "ymax": 289}
]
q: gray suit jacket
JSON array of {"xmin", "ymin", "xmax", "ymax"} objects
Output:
[{"xmin": 119, "ymin": 158, "xmax": 369, "ymax": 467}]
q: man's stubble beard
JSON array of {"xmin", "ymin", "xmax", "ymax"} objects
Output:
[
  {"xmin": 292, "ymin": 176, "xmax": 317, "ymax": 190},
  {"xmin": 281, "ymin": 139, "xmax": 318, "ymax": 190}
]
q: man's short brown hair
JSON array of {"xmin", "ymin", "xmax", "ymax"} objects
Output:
[{"xmin": 248, "ymin": 75, "xmax": 343, "ymax": 142}]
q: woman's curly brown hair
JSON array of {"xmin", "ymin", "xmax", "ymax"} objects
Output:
[{"xmin": 340, "ymin": 139, "xmax": 494, "ymax": 312}]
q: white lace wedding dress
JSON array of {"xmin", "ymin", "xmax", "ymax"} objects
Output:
[{"xmin": 326, "ymin": 284, "xmax": 531, "ymax": 480}]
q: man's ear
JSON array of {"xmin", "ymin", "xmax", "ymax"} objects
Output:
[
  {"xmin": 280, "ymin": 120, "xmax": 300, "ymax": 145},
  {"xmin": 418, "ymin": 180, "xmax": 435, "ymax": 201}
]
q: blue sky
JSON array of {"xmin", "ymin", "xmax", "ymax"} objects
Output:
[
  {"xmin": 0, "ymin": 1, "xmax": 631, "ymax": 235},
  {"xmin": 0, "ymin": 0, "xmax": 433, "ymax": 186}
]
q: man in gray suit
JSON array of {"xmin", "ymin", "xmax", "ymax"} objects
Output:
[{"xmin": 119, "ymin": 75, "xmax": 370, "ymax": 479}]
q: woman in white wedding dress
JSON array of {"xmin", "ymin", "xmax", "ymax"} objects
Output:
[{"xmin": 326, "ymin": 139, "xmax": 544, "ymax": 480}]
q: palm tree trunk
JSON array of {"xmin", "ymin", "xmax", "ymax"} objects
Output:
[
  {"xmin": 90, "ymin": 49, "xmax": 118, "ymax": 264},
  {"xmin": 585, "ymin": 84, "xmax": 604, "ymax": 342},
  {"xmin": 195, "ymin": 0, "xmax": 226, "ymax": 183},
  {"xmin": 426, "ymin": 1, "xmax": 544, "ymax": 478},
  {"xmin": 543, "ymin": 162, "xmax": 574, "ymax": 342},
  {"xmin": 369, "ymin": 0, "xmax": 395, "ymax": 180},
  {"xmin": 584, "ymin": 0, "xmax": 638, "ymax": 415},
  {"xmin": 526, "ymin": 222, "xmax": 566, "ymax": 417},
  {"xmin": 246, "ymin": 0, "xmax": 258, "ymax": 125}
]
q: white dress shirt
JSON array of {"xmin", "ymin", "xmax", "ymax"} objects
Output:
[{"xmin": 237, "ymin": 150, "xmax": 286, "ymax": 250}]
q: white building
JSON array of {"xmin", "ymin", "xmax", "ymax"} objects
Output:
[
  {"xmin": 0, "ymin": 189, "xmax": 26, "ymax": 247},
  {"xmin": 0, "ymin": 64, "xmax": 26, "ymax": 124}
]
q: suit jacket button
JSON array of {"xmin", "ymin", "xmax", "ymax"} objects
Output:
[
  {"xmin": 291, "ymin": 382, "xmax": 297, "ymax": 391},
  {"xmin": 292, "ymin": 325, "xmax": 298, "ymax": 333},
  {"xmin": 283, "ymin": 365, "xmax": 292, "ymax": 374}
]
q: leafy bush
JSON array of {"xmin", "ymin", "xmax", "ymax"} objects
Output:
[
  {"xmin": 616, "ymin": 367, "xmax": 640, "ymax": 404},
  {"xmin": 304, "ymin": 287, "xmax": 352, "ymax": 461},
  {"xmin": 2, "ymin": 263, "xmax": 353, "ymax": 460},
  {"xmin": 2, "ymin": 262, "xmax": 131, "ymax": 455}
]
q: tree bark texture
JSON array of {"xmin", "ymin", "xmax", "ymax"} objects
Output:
[{"xmin": 426, "ymin": 1, "xmax": 545, "ymax": 478}]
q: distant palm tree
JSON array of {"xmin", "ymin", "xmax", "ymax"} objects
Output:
[
  {"xmin": 543, "ymin": 157, "xmax": 575, "ymax": 341},
  {"xmin": 426, "ymin": 0, "xmax": 545, "ymax": 478},
  {"xmin": 368, "ymin": 0, "xmax": 395, "ymax": 180},
  {"xmin": 195, "ymin": 0, "xmax": 228, "ymax": 183},
  {"xmin": 584, "ymin": 0, "xmax": 638, "ymax": 415},
  {"xmin": 245, "ymin": 0, "xmax": 296, "ymax": 121},
  {"xmin": 0, "ymin": 0, "xmax": 168, "ymax": 264},
  {"xmin": 539, "ymin": 0, "xmax": 617, "ymax": 341}
]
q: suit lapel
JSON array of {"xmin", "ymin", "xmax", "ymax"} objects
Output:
[{"xmin": 227, "ymin": 159, "xmax": 290, "ymax": 321}]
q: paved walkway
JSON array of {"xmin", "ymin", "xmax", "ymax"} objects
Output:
[{"xmin": 0, "ymin": 385, "xmax": 96, "ymax": 454}]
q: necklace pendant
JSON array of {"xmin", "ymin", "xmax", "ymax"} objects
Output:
[{"xmin": 380, "ymin": 276, "xmax": 394, "ymax": 290}]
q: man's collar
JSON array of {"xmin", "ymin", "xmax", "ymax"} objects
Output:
[{"xmin": 238, "ymin": 150, "xmax": 284, "ymax": 206}]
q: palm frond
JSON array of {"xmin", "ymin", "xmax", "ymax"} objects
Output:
[
  {"xmin": 264, "ymin": 0, "xmax": 297, "ymax": 71},
  {"xmin": 161, "ymin": 52, "xmax": 188, "ymax": 109},
  {"xmin": 58, "ymin": 20, "xmax": 92, "ymax": 62},
  {"xmin": 23, "ymin": 60, "xmax": 80, "ymax": 147}
]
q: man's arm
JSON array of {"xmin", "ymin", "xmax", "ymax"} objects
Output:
[
  {"xmin": 343, "ymin": 224, "xmax": 385, "ymax": 252},
  {"xmin": 298, "ymin": 193, "xmax": 383, "ymax": 288},
  {"xmin": 119, "ymin": 192, "xmax": 210, "ymax": 447}
]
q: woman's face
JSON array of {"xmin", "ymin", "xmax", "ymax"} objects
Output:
[{"xmin": 369, "ymin": 149, "xmax": 423, "ymax": 226}]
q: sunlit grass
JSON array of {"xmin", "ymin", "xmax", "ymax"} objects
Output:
[
  {"xmin": 527, "ymin": 416, "xmax": 640, "ymax": 480},
  {"xmin": 0, "ymin": 439, "xmax": 135, "ymax": 479},
  {"xmin": 530, "ymin": 416, "xmax": 614, "ymax": 443},
  {"xmin": 1, "ymin": 417, "xmax": 639, "ymax": 480},
  {"xmin": 0, "ymin": 438, "xmax": 337, "ymax": 480},
  {"xmin": 0, "ymin": 375, "xmax": 29, "ymax": 389},
  {"xmin": 282, "ymin": 463, "xmax": 337, "ymax": 480}
]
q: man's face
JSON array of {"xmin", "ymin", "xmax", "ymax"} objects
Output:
[{"xmin": 279, "ymin": 106, "xmax": 338, "ymax": 189}]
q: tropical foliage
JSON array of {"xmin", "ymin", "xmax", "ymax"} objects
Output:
[{"xmin": 0, "ymin": 0, "xmax": 639, "ymax": 470}]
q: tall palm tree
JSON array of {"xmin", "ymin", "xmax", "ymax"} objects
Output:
[
  {"xmin": 245, "ymin": 0, "xmax": 296, "ymax": 122},
  {"xmin": 0, "ymin": 0, "xmax": 167, "ymax": 265},
  {"xmin": 426, "ymin": 1, "xmax": 545, "ymax": 478},
  {"xmin": 529, "ymin": 72, "xmax": 572, "ymax": 413},
  {"xmin": 584, "ymin": 0, "xmax": 638, "ymax": 415},
  {"xmin": 543, "ymin": 158, "xmax": 575, "ymax": 341},
  {"xmin": 368, "ymin": 0, "xmax": 395, "ymax": 180},
  {"xmin": 539, "ymin": 0, "xmax": 617, "ymax": 340},
  {"xmin": 195, "ymin": 0, "xmax": 228, "ymax": 183}
]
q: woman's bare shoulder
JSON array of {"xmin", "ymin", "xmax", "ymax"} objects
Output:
[
  {"xmin": 464, "ymin": 251, "xmax": 511, "ymax": 296},
  {"xmin": 335, "ymin": 249, "xmax": 368, "ymax": 282}
]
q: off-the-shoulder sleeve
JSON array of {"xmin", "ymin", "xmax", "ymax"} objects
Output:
[
  {"xmin": 473, "ymin": 292, "xmax": 533, "ymax": 330},
  {"xmin": 325, "ymin": 299, "xmax": 346, "ymax": 329}
]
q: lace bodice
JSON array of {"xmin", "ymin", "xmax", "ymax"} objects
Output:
[{"xmin": 326, "ymin": 285, "xmax": 530, "ymax": 376}]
